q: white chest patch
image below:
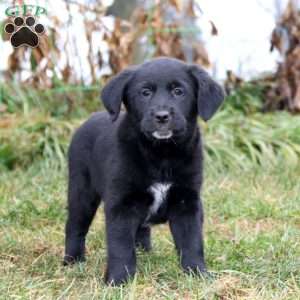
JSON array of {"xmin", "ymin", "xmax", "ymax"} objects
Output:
[{"xmin": 148, "ymin": 183, "xmax": 172, "ymax": 215}]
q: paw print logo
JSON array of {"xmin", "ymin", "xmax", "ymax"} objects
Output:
[{"xmin": 4, "ymin": 16, "xmax": 45, "ymax": 48}]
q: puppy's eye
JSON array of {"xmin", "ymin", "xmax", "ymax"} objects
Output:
[
  {"xmin": 141, "ymin": 88, "xmax": 152, "ymax": 97},
  {"xmin": 173, "ymin": 87, "xmax": 184, "ymax": 96}
]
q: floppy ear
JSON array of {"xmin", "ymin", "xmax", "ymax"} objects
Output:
[
  {"xmin": 189, "ymin": 65, "xmax": 225, "ymax": 121},
  {"xmin": 101, "ymin": 68, "xmax": 135, "ymax": 121}
]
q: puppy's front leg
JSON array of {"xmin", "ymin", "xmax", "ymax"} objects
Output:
[
  {"xmin": 104, "ymin": 208, "xmax": 140, "ymax": 285},
  {"xmin": 168, "ymin": 188, "xmax": 206, "ymax": 274}
]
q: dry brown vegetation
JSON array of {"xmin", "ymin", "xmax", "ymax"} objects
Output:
[
  {"xmin": 2, "ymin": 0, "xmax": 213, "ymax": 88},
  {"xmin": 266, "ymin": 0, "xmax": 300, "ymax": 112}
]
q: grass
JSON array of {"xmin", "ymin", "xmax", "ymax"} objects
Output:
[
  {"xmin": 2, "ymin": 109, "xmax": 300, "ymax": 171},
  {"xmin": 0, "ymin": 159, "xmax": 299, "ymax": 299},
  {"xmin": 0, "ymin": 81, "xmax": 100, "ymax": 118},
  {"xmin": 204, "ymin": 108, "xmax": 300, "ymax": 169}
]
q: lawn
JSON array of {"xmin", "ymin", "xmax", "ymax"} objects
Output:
[{"xmin": 0, "ymin": 155, "xmax": 299, "ymax": 299}]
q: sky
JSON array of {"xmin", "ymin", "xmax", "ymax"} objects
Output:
[
  {"xmin": 200, "ymin": 0, "xmax": 290, "ymax": 79},
  {"xmin": 0, "ymin": 0, "xmax": 292, "ymax": 81}
]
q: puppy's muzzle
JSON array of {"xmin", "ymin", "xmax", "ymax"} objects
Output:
[{"xmin": 152, "ymin": 109, "xmax": 173, "ymax": 139}]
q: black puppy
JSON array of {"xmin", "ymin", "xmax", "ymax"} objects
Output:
[{"xmin": 64, "ymin": 57, "xmax": 224, "ymax": 285}]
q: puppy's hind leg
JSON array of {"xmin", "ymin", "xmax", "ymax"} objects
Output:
[
  {"xmin": 63, "ymin": 171, "xmax": 100, "ymax": 265},
  {"xmin": 135, "ymin": 225, "xmax": 151, "ymax": 252}
]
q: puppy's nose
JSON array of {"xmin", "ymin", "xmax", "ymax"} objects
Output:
[{"xmin": 155, "ymin": 110, "xmax": 170, "ymax": 124}]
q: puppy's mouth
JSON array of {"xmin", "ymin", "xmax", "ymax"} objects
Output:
[{"xmin": 152, "ymin": 130, "xmax": 173, "ymax": 140}]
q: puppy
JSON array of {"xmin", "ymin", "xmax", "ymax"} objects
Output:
[{"xmin": 63, "ymin": 57, "xmax": 224, "ymax": 285}]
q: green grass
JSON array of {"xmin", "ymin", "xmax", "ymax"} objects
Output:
[
  {"xmin": 2, "ymin": 109, "xmax": 300, "ymax": 171},
  {"xmin": 0, "ymin": 81, "xmax": 101, "ymax": 117},
  {"xmin": 0, "ymin": 159, "xmax": 299, "ymax": 299}
]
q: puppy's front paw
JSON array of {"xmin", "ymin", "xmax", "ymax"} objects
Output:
[
  {"xmin": 182, "ymin": 261, "xmax": 207, "ymax": 276},
  {"xmin": 104, "ymin": 263, "xmax": 136, "ymax": 286},
  {"xmin": 104, "ymin": 269, "xmax": 131, "ymax": 286}
]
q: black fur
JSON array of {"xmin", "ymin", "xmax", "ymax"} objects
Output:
[{"xmin": 63, "ymin": 57, "xmax": 224, "ymax": 285}]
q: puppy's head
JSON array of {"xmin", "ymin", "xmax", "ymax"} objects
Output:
[{"xmin": 101, "ymin": 57, "xmax": 224, "ymax": 141}]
